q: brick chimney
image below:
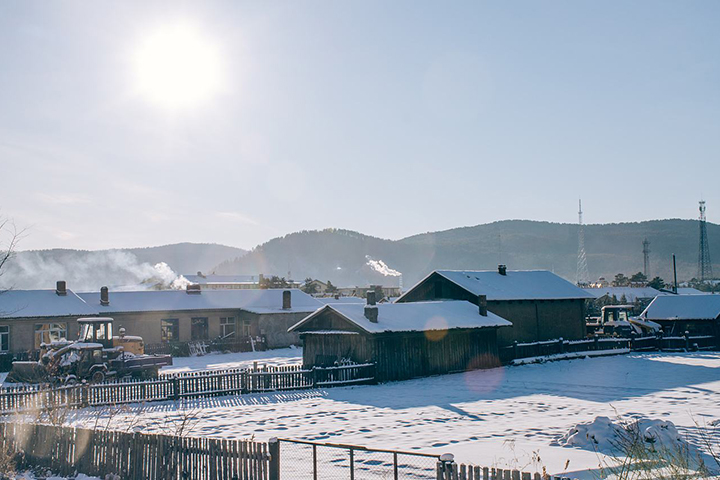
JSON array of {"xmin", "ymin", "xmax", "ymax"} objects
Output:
[
  {"xmin": 364, "ymin": 306, "xmax": 378, "ymax": 323},
  {"xmin": 56, "ymin": 281, "xmax": 67, "ymax": 296},
  {"xmin": 100, "ymin": 286, "xmax": 109, "ymax": 306},
  {"xmin": 366, "ymin": 290, "xmax": 377, "ymax": 306},
  {"xmin": 186, "ymin": 284, "xmax": 202, "ymax": 294},
  {"xmin": 498, "ymin": 264, "xmax": 507, "ymax": 276},
  {"xmin": 478, "ymin": 294, "xmax": 487, "ymax": 316},
  {"xmin": 282, "ymin": 290, "xmax": 291, "ymax": 310}
]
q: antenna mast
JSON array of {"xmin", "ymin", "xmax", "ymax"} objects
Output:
[
  {"xmin": 576, "ymin": 199, "xmax": 590, "ymax": 286},
  {"xmin": 698, "ymin": 200, "xmax": 713, "ymax": 281},
  {"xmin": 642, "ymin": 238, "xmax": 651, "ymax": 278}
]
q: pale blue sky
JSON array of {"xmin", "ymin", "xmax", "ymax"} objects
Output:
[{"xmin": 1, "ymin": 1, "xmax": 718, "ymax": 250}]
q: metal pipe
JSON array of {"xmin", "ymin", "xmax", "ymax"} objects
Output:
[{"xmin": 673, "ymin": 254, "xmax": 678, "ymax": 294}]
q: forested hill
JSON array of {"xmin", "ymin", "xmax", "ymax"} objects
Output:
[
  {"xmin": 213, "ymin": 220, "xmax": 720, "ymax": 287},
  {"xmin": 3, "ymin": 243, "xmax": 247, "ymax": 291}
]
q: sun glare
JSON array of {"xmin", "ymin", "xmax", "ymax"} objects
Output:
[{"xmin": 134, "ymin": 23, "xmax": 222, "ymax": 110}]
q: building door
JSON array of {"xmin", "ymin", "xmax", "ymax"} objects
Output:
[{"xmin": 191, "ymin": 317, "xmax": 209, "ymax": 341}]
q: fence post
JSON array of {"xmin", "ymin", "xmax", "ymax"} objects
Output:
[
  {"xmin": 269, "ymin": 437, "xmax": 280, "ymax": 480},
  {"xmin": 630, "ymin": 331, "xmax": 636, "ymax": 351},
  {"xmin": 81, "ymin": 383, "xmax": 89, "ymax": 408},
  {"xmin": 312, "ymin": 367, "xmax": 318, "ymax": 388},
  {"xmin": 172, "ymin": 376, "xmax": 180, "ymax": 401},
  {"xmin": 558, "ymin": 337, "xmax": 564, "ymax": 354},
  {"xmin": 685, "ymin": 331, "xmax": 690, "ymax": 351},
  {"xmin": 593, "ymin": 334, "xmax": 599, "ymax": 351},
  {"xmin": 513, "ymin": 341, "xmax": 519, "ymax": 360},
  {"xmin": 437, "ymin": 453, "xmax": 454, "ymax": 480}
]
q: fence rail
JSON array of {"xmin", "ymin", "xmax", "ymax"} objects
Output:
[
  {"xmin": 437, "ymin": 457, "xmax": 570, "ymax": 480},
  {"xmin": 499, "ymin": 334, "xmax": 717, "ymax": 363},
  {"xmin": 0, "ymin": 363, "xmax": 376, "ymax": 414},
  {"xmin": 0, "ymin": 422, "xmax": 269, "ymax": 480}
]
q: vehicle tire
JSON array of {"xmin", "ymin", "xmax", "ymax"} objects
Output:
[
  {"xmin": 91, "ymin": 370, "xmax": 106, "ymax": 383},
  {"xmin": 64, "ymin": 375, "xmax": 78, "ymax": 386}
]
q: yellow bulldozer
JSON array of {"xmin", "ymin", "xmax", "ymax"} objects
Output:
[{"xmin": 6, "ymin": 317, "xmax": 172, "ymax": 384}]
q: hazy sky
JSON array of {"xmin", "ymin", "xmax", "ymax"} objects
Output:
[{"xmin": 1, "ymin": 1, "xmax": 719, "ymax": 251}]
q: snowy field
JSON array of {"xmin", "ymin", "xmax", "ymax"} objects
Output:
[
  {"xmin": 159, "ymin": 347, "xmax": 302, "ymax": 374},
  {"xmin": 62, "ymin": 352, "xmax": 720, "ymax": 478}
]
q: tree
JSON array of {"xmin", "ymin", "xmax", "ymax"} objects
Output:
[
  {"xmin": 629, "ymin": 272, "xmax": 647, "ymax": 285},
  {"xmin": 325, "ymin": 280, "xmax": 338, "ymax": 294},
  {"xmin": 302, "ymin": 278, "xmax": 318, "ymax": 295},
  {"xmin": 647, "ymin": 276, "xmax": 665, "ymax": 290},
  {"xmin": 259, "ymin": 275, "xmax": 289, "ymax": 289},
  {"xmin": 0, "ymin": 216, "xmax": 21, "ymax": 295},
  {"xmin": 612, "ymin": 273, "xmax": 629, "ymax": 287}
]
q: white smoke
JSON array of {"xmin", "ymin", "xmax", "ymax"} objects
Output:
[
  {"xmin": 364, "ymin": 255, "xmax": 402, "ymax": 277},
  {"xmin": 1, "ymin": 250, "xmax": 191, "ymax": 291}
]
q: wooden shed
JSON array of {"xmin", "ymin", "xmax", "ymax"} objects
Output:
[{"xmin": 289, "ymin": 294, "xmax": 511, "ymax": 382}]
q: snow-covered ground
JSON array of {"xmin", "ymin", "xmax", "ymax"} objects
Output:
[
  {"xmin": 62, "ymin": 352, "xmax": 720, "ymax": 478},
  {"xmin": 159, "ymin": 347, "xmax": 302, "ymax": 374}
]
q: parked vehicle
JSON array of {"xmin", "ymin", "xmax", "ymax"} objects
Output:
[
  {"xmin": 6, "ymin": 317, "xmax": 172, "ymax": 384},
  {"xmin": 587, "ymin": 305, "xmax": 660, "ymax": 337}
]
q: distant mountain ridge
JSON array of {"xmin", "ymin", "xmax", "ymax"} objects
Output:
[
  {"xmin": 3, "ymin": 243, "xmax": 247, "ymax": 291},
  {"xmin": 213, "ymin": 220, "xmax": 720, "ymax": 287}
]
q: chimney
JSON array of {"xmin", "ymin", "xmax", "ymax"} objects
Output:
[
  {"xmin": 364, "ymin": 305, "xmax": 378, "ymax": 323},
  {"xmin": 282, "ymin": 290, "xmax": 291, "ymax": 310},
  {"xmin": 100, "ymin": 286, "xmax": 109, "ymax": 306},
  {"xmin": 498, "ymin": 264, "xmax": 507, "ymax": 276},
  {"xmin": 478, "ymin": 294, "xmax": 487, "ymax": 316},
  {"xmin": 186, "ymin": 284, "xmax": 202, "ymax": 294},
  {"xmin": 56, "ymin": 281, "xmax": 67, "ymax": 296},
  {"xmin": 366, "ymin": 290, "xmax": 377, "ymax": 306}
]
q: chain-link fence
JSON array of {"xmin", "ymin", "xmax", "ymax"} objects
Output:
[{"xmin": 277, "ymin": 438, "xmax": 440, "ymax": 479}]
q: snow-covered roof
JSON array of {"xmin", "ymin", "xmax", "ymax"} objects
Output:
[
  {"xmin": 641, "ymin": 294, "xmax": 720, "ymax": 321},
  {"xmin": 675, "ymin": 288, "xmax": 707, "ymax": 295},
  {"xmin": 0, "ymin": 289, "xmax": 97, "ymax": 318},
  {"xmin": 399, "ymin": 270, "xmax": 594, "ymax": 302},
  {"xmin": 583, "ymin": 287, "xmax": 664, "ymax": 302},
  {"xmin": 317, "ymin": 297, "xmax": 365, "ymax": 305},
  {"xmin": 79, "ymin": 289, "xmax": 322, "ymax": 315},
  {"xmin": 290, "ymin": 300, "xmax": 511, "ymax": 334},
  {"xmin": 184, "ymin": 274, "xmax": 260, "ymax": 285}
]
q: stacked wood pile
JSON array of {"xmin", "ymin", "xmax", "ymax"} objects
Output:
[{"xmin": 0, "ymin": 422, "xmax": 269, "ymax": 479}]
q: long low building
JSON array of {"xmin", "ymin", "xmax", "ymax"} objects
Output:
[
  {"xmin": 0, "ymin": 282, "xmax": 323, "ymax": 354},
  {"xmin": 0, "ymin": 282, "xmax": 97, "ymax": 353},
  {"xmin": 79, "ymin": 287, "xmax": 322, "ymax": 348},
  {"xmin": 641, "ymin": 294, "xmax": 720, "ymax": 337}
]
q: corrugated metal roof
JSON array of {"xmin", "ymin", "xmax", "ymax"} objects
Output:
[
  {"xmin": 290, "ymin": 300, "xmax": 511, "ymax": 334},
  {"xmin": 79, "ymin": 289, "xmax": 322, "ymax": 314},
  {"xmin": 0, "ymin": 289, "xmax": 97, "ymax": 318}
]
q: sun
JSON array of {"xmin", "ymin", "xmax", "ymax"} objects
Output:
[{"xmin": 133, "ymin": 23, "xmax": 223, "ymax": 110}]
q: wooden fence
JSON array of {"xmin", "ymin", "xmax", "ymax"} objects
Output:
[
  {"xmin": 0, "ymin": 363, "xmax": 376, "ymax": 414},
  {"xmin": 438, "ymin": 459, "xmax": 570, "ymax": 480},
  {"xmin": 0, "ymin": 422, "xmax": 268, "ymax": 480},
  {"xmin": 499, "ymin": 334, "xmax": 717, "ymax": 363}
]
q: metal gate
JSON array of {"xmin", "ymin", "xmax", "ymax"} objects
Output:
[{"xmin": 274, "ymin": 438, "xmax": 440, "ymax": 479}]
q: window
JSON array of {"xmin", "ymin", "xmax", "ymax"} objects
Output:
[
  {"xmin": 191, "ymin": 317, "xmax": 208, "ymax": 341},
  {"xmin": 34, "ymin": 323, "xmax": 67, "ymax": 349},
  {"xmin": 161, "ymin": 319, "xmax": 179, "ymax": 343},
  {"xmin": 240, "ymin": 319, "xmax": 251, "ymax": 337},
  {"xmin": 220, "ymin": 317, "xmax": 235, "ymax": 338},
  {"xmin": 0, "ymin": 326, "xmax": 8, "ymax": 352}
]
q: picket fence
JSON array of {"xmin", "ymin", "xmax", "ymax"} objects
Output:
[
  {"xmin": 438, "ymin": 460, "xmax": 571, "ymax": 480},
  {"xmin": 0, "ymin": 363, "xmax": 375, "ymax": 414},
  {"xmin": 499, "ymin": 334, "xmax": 716, "ymax": 363},
  {"xmin": 0, "ymin": 422, "xmax": 268, "ymax": 480}
]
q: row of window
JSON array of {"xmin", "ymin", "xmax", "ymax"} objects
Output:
[
  {"xmin": 0, "ymin": 317, "xmax": 254, "ymax": 352},
  {"xmin": 161, "ymin": 317, "xmax": 251, "ymax": 343}
]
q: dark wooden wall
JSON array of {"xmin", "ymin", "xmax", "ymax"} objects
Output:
[{"xmin": 397, "ymin": 273, "xmax": 586, "ymax": 345}]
